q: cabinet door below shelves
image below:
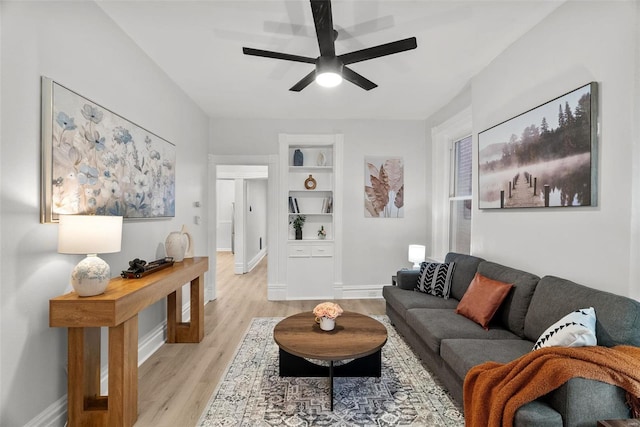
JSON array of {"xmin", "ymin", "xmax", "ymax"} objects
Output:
[{"xmin": 287, "ymin": 256, "xmax": 334, "ymax": 299}]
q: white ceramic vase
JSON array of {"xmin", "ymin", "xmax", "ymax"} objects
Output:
[
  {"xmin": 318, "ymin": 316, "xmax": 335, "ymax": 331},
  {"xmin": 165, "ymin": 230, "xmax": 191, "ymax": 262},
  {"xmin": 317, "ymin": 151, "xmax": 327, "ymax": 166},
  {"xmin": 181, "ymin": 224, "xmax": 194, "ymax": 258}
]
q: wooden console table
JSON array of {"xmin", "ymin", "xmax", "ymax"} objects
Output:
[{"xmin": 50, "ymin": 256, "xmax": 208, "ymax": 427}]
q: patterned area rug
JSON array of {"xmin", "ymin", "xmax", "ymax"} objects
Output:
[{"xmin": 198, "ymin": 316, "xmax": 464, "ymax": 427}]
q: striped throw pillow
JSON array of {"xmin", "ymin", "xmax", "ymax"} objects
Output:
[{"xmin": 415, "ymin": 262, "xmax": 456, "ymax": 299}]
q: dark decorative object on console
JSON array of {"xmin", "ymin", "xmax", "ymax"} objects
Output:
[
  {"xmin": 121, "ymin": 257, "xmax": 174, "ymax": 278},
  {"xmin": 293, "ymin": 149, "xmax": 304, "ymax": 166}
]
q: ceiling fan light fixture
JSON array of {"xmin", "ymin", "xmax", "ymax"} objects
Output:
[
  {"xmin": 315, "ymin": 56, "xmax": 343, "ymax": 88},
  {"xmin": 316, "ymin": 71, "xmax": 342, "ymax": 88}
]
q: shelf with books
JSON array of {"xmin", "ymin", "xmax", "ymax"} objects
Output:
[{"xmin": 288, "ymin": 193, "xmax": 333, "ymax": 214}]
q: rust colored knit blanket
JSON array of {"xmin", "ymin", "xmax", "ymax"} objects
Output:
[{"xmin": 463, "ymin": 345, "xmax": 640, "ymax": 427}]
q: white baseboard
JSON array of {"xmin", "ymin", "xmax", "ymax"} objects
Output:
[
  {"xmin": 27, "ymin": 302, "xmax": 191, "ymax": 426},
  {"xmin": 267, "ymin": 283, "xmax": 287, "ymax": 300},
  {"xmin": 247, "ymin": 248, "xmax": 267, "ymax": 272},
  {"xmin": 23, "ymin": 395, "xmax": 67, "ymax": 427},
  {"xmin": 341, "ymin": 284, "xmax": 384, "ymax": 299},
  {"xmin": 267, "ymin": 283, "xmax": 384, "ymax": 300}
]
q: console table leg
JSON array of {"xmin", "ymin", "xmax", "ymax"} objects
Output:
[
  {"xmin": 188, "ymin": 274, "xmax": 204, "ymax": 342},
  {"xmin": 166, "ymin": 288, "xmax": 182, "ymax": 343},
  {"xmin": 169, "ymin": 274, "xmax": 204, "ymax": 343},
  {"xmin": 108, "ymin": 315, "xmax": 138, "ymax": 426},
  {"xmin": 68, "ymin": 327, "xmax": 105, "ymax": 426}
]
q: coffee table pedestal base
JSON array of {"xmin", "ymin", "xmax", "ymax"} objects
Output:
[{"xmin": 278, "ymin": 349, "xmax": 382, "ymax": 410}]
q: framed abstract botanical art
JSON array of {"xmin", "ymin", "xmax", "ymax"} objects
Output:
[
  {"xmin": 478, "ymin": 82, "xmax": 598, "ymax": 209},
  {"xmin": 41, "ymin": 77, "xmax": 176, "ymax": 223},
  {"xmin": 364, "ymin": 156, "xmax": 404, "ymax": 218}
]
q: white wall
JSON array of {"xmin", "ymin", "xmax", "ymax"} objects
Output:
[
  {"xmin": 210, "ymin": 119, "xmax": 427, "ymax": 292},
  {"xmin": 631, "ymin": 1, "xmax": 640, "ymax": 301},
  {"xmin": 0, "ymin": 2, "xmax": 210, "ymax": 425},
  {"xmin": 216, "ymin": 179, "xmax": 235, "ymax": 251},
  {"xmin": 246, "ymin": 179, "xmax": 268, "ymax": 267},
  {"xmin": 470, "ymin": 1, "xmax": 639, "ymax": 296}
]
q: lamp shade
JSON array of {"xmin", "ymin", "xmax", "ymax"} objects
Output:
[
  {"xmin": 58, "ymin": 215, "xmax": 123, "ymax": 254},
  {"xmin": 408, "ymin": 244, "xmax": 426, "ymax": 269}
]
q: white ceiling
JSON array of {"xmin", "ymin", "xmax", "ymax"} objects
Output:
[{"xmin": 97, "ymin": 0, "xmax": 564, "ymax": 121}]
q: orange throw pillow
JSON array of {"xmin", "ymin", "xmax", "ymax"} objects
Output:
[{"xmin": 456, "ymin": 273, "xmax": 513, "ymax": 330}]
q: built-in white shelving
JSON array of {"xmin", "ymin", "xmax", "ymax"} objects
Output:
[{"xmin": 279, "ymin": 134, "xmax": 343, "ymax": 299}]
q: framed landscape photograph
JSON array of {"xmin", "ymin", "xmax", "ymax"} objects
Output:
[
  {"xmin": 41, "ymin": 77, "xmax": 176, "ymax": 223},
  {"xmin": 478, "ymin": 82, "xmax": 598, "ymax": 209}
]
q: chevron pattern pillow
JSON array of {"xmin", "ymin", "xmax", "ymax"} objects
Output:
[
  {"xmin": 415, "ymin": 262, "xmax": 456, "ymax": 299},
  {"xmin": 532, "ymin": 307, "xmax": 597, "ymax": 350}
]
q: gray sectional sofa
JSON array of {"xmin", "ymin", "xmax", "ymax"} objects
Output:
[{"xmin": 383, "ymin": 252, "xmax": 640, "ymax": 426}]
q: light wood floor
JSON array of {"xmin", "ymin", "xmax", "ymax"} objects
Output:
[{"xmin": 135, "ymin": 251, "xmax": 386, "ymax": 426}]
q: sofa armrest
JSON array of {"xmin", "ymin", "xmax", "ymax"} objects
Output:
[
  {"xmin": 396, "ymin": 269, "xmax": 420, "ymax": 290},
  {"xmin": 547, "ymin": 378, "xmax": 630, "ymax": 426}
]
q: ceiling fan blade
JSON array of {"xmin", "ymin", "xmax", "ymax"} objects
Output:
[
  {"xmin": 310, "ymin": 0, "xmax": 336, "ymax": 57},
  {"xmin": 339, "ymin": 37, "xmax": 417, "ymax": 65},
  {"xmin": 243, "ymin": 47, "xmax": 316, "ymax": 64},
  {"xmin": 342, "ymin": 66, "xmax": 377, "ymax": 91},
  {"xmin": 289, "ymin": 70, "xmax": 316, "ymax": 92}
]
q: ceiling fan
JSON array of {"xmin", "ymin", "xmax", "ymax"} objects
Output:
[{"xmin": 242, "ymin": 0, "xmax": 417, "ymax": 92}]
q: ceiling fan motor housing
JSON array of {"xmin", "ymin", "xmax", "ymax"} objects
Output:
[{"xmin": 316, "ymin": 56, "xmax": 344, "ymax": 76}]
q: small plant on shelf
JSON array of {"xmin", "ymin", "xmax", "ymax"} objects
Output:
[
  {"xmin": 290, "ymin": 215, "xmax": 306, "ymax": 240},
  {"xmin": 317, "ymin": 225, "xmax": 326, "ymax": 240}
]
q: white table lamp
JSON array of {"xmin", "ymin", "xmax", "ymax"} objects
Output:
[
  {"xmin": 58, "ymin": 215, "xmax": 123, "ymax": 296},
  {"xmin": 408, "ymin": 244, "xmax": 426, "ymax": 269}
]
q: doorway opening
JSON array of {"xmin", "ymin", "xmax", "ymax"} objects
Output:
[{"xmin": 215, "ymin": 165, "xmax": 268, "ymax": 275}]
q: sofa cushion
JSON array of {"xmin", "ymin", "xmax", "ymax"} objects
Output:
[
  {"xmin": 444, "ymin": 252, "xmax": 484, "ymax": 300},
  {"xmin": 548, "ymin": 378, "xmax": 630, "ymax": 425},
  {"xmin": 524, "ymin": 276, "xmax": 640, "ymax": 346},
  {"xmin": 405, "ymin": 308, "xmax": 520, "ymax": 355},
  {"xmin": 513, "ymin": 401, "xmax": 563, "ymax": 427},
  {"xmin": 456, "ymin": 273, "xmax": 513, "ymax": 329},
  {"xmin": 440, "ymin": 338, "xmax": 533, "ymax": 381},
  {"xmin": 395, "ymin": 269, "xmax": 420, "ymax": 290},
  {"xmin": 532, "ymin": 307, "xmax": 597, "ymax": 351},
  {"xmin": 382, "ymin": 286, "xmax": 459, "ymax": 320},
  {"xmin": 477, "ymin": 261, "xmax": 539, "ymax": 338},
  {"xmin": 416, "ymin": 262, "xmax": 455, "ymax": 298}
]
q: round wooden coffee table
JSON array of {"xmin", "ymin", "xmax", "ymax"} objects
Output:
[{"xmin": 273, "ymin": 311, "xmax": 387, "ymax": 410}]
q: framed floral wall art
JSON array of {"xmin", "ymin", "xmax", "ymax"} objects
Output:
[
  {"xmin": 41, "ymin": 77, "xmax": 176, "ymax": 223},
  {"xmin": 364, "ymin": 156, "xmax": 404, "ymax": 218}
]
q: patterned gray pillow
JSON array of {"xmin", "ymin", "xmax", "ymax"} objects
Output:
[{"xmin": 415, "ymin": 262, "xmax": 456, "ymax": 299}]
